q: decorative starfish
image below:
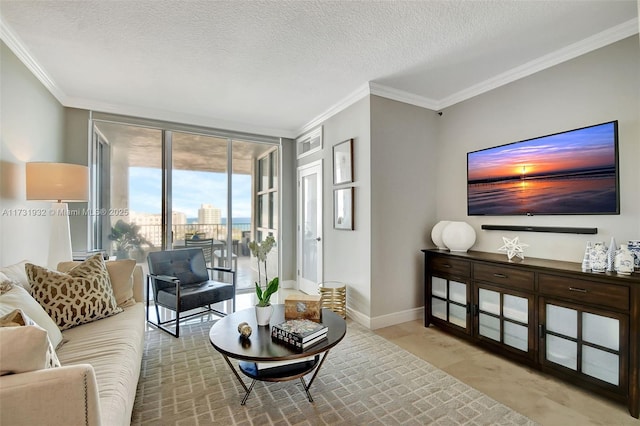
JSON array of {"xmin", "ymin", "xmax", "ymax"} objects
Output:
[{"xmin": 498, "ymin": 236, "xmax": 529, "ymax": 261}]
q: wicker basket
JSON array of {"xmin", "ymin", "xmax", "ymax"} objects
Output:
[{"xmin": 319, "ymin": 281, "xmax": 347, "ymax": 319}]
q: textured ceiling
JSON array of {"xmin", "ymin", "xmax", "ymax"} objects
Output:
[{"xmin": 0, "ymin": 1, "xmax": 637, "ymax": 138}]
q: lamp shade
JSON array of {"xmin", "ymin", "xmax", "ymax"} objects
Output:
[{"xmin": 26, "ymin": 162, "xmax": 88, "ymax": 202}]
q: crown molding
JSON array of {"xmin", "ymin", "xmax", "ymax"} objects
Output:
[
  {"xmin": 439, "ymin": 18, "xmax": 639, "ymax": 109},
  {"xmin": 69, "ymin": 96, "xmax": 296, "ymax": 139},
  {"xmin": 368, "ymin": 82, "xmax": 440, "ymax": 111},
  {"xmin": 299, "ymin": 18, "xmax": 638, "ymax": 128},
  {"xmin": 296, "ymin": 83, "xmax": 370, "ymax": 138},
  {"xmin": 0, "ymin": 18, "xmax": 66, "ymax": 103}
]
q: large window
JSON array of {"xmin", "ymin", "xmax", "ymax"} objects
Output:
[{"xmin": 89, "ymin": 116, "xmax": 280, "ymax": 292}]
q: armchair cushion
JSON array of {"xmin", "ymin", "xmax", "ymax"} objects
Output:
[
  {"xmin": 148, "ymin": 248, "xmax": 209, "ymax": 289},
  {"xmin": 156, "ymin": 280, "xmax": 235, "ymax": 312}
]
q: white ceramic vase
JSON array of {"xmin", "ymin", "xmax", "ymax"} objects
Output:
[
  {"xmin": 255, "ymin": 305, "xmax": 273, "ymax": 326},
  {"xmin": 441, "ymin": 221, "xmax": 476, "ymax": 252},
  {"xmin": 590, "ymin": 242, "xmax": 608, "ymax": 273},
  {"xmin": 615, "ymin": 245, "xmax": 635, "ymax": 275},
  {"xmin": 430, "ymin": 220, "xmax": 451, "ymax": 250}
]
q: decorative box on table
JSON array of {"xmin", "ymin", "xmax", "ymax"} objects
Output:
[{"xmin": 284, "ymin": 293, "xmax": 322, "ymax": 321}]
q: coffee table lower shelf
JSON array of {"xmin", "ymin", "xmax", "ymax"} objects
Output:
[{"xmin": 222, "ymin": 353, "xmax": 328, "ymax": 404}]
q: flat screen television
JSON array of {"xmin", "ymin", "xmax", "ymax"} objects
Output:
[{"xmin": 467, "ymin": 121, "xmax": 619, "ymax": 216}]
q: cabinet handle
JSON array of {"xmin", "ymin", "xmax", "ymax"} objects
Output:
[
  {"xmin": 569, "ymin": 287, "xmax": 588, "ymax": 293},
  {"xmin": 443, "ymin": 264, "xmax": 452, "ymax": 268},
  {"xmin": 493, "ymin": 273, "xmax": 508, "ymax": 279},
  {"xmin": 538, "ymin": 324, "xmax": 545, "ymax": 339}
]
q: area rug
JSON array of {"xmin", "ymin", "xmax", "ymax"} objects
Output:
[{"xmin": 131, "ymin": 319, "xmax": 537, "ymax": 425}]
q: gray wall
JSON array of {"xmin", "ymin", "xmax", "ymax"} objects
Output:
[
  {"xmin": 436, "ymin": 35, "xmax": 640, "ymax": 262},
  {"xmin": 323, "ymin": 97, "xmax": 372, "ymax": 317},
  {"xmin": 0, "ymin": 42, "xmax": 66, "ymax": 266},
  {"xmin": 370, "ymin": 96, "xmax": 438, "ymax": 323},
  {"xmin": 297, "ymin": 96, "xmax": 372, "ymax": 318},
  {"xmin": 279, "ymin": 137, "xmax": 297, "ymax": 284}
]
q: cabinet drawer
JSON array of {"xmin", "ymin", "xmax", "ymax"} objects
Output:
[
  {"xmin": 538, "ymin": 274, "xmax": 629, "ymax": 311},
  {"xmin": 473, "ymin": 263, "xmax": 534, "ymax": 291},
  {"xmin": 428, "ymin": 256, "xmax": 470, "ymax": 278}
]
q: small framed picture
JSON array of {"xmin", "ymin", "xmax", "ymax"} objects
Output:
[
  {"xmin": 333, "ymin": 139, "xmax": 353, "ymax": 185},
  {"xmin": 334, "ymin": 187, "xmax": 354, "ymax": 230}
]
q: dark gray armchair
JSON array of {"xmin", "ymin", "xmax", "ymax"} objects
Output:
[{"xmin": 147, "ymin": 248, "xmax": 236, "ymax": 337}]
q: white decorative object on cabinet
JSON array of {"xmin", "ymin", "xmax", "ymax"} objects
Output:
[
  {"xmin": 441, "ymin": 221, "xmax": 476, "ymax": 252},
  {"xmin": 430, "ymin": 220, "xmax": 451, "ymax": 250}
]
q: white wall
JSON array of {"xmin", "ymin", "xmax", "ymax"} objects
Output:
[
  {"xmin": 436, "ymin": 35, "xmax": 640, "ymax": 262},
  {"xmin": 369, "ymin": 96, "xmax": 438, "ymax": 326},
  {"xmin": 0, "ymin": 42, "xmax": 66, "ymax": 266}
]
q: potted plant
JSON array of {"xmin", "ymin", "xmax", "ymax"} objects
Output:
[
  {"xmin": 248, "ymin": 235, "xmax": 278, "ymax": 325},
  {"xmin": 108, "ymin": 220, "xmax": 153, "ymax": 260}
]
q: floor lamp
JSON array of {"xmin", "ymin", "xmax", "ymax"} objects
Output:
[{"xmin": 26, "ymin": 162, "xmax": 89, "ymax": 269}]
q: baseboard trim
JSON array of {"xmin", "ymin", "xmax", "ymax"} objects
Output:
[{"xmin": 346, "ymin": 306, "xmax": 424, "ymax": 330}]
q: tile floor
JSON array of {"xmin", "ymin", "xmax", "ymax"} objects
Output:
[{"xmin": 376, "ymin": 319, "xmax": 639, "ymax": 426}]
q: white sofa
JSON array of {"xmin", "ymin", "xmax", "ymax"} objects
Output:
[{"xmin": 0, "ymin": 260, "xmax": 145, "ymax": 426}]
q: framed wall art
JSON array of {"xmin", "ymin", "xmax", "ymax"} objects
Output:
[
  {"xmin": 334, "ymin": 187, "xmax": 354, "ymax": 230},
  {"xmin": 333, "ymin": 138, "xmax": 353, "ymax": 185}
]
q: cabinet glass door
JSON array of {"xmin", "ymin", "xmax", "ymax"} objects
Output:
[
  {"xmin": 543, "ymin": 300, "xmax": 624, "ymax": 387},
  {"xmin": 582, "ymin": 313, "xmax": 619, "ymax": 385},
  {"xmin": 430, "ymin": 276, "xmax": 468, "ymax": 330},
  {"xmin": 546, "ymin": 304, "xmax": 578, "ymax": 370},
  {"xmin": 477, "ymin": 286, "xmax": 530, "ymax": 353}
]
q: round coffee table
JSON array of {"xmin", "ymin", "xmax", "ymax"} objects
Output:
[{"xmin": 209, "ymin": 304, "xmax": 346, "ymax": 404}]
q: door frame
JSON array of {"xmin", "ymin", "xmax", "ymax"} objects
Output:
[{"xmin": 297, "ymin": 160, "xmax": 323, "ymax": 294}]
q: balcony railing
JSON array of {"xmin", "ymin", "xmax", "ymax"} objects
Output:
[{"xmin": 135, "ymin": 222, "xmax": 251, "ymax": 254}]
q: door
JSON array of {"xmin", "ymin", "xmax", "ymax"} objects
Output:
[{"xmin": 297, "ymin": 160, "xmax": 323, "ymax": 295}]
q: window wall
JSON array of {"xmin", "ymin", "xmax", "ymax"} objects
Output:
[{"xmin": 89, "ymin": 116, "xmax": 280, "ymax": 292}]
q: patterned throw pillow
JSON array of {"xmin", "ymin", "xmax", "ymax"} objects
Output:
[
  {"xmin": 57, "ymin": 258, "xmax": 137, "ymax": 308},
  {"xmin": 0, "ymin": 309, "xmax": 61, "ymax": 375},
  {"xmin": 26, "ymin": 254, "xmax": 123, "ymax": 330}
]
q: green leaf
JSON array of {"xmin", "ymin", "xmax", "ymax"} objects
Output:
[{"xmin": 255, "ymin": 282, "xmax": 263, "ymax": 302}]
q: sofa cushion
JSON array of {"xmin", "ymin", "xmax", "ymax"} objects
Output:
[
  {"xmin": 0, "ymin": 281, "xmax": 64, "ymax": 349},
  {"xmin": 58, "ymin": 258, "xmax": 137, "ymax": 308},
  {"xmin": 58, "ymin": 302, "xmax": 144, "ymax": 426},
  {"xmin": 26, "ymin": 254, "xmax": 123, "ymax": 330},
  {"xmin": 0, "ymin": 309, "xmax": 61, "ymax": 375}
]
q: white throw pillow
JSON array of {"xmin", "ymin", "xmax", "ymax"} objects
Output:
[
  {"xmin": 0, "ymin": 282, "xmax": 63, "ymax": 349},
  {"xmin": 0, "ymin": 309, "xmax": 61, "ymax": 376},
  {"xmin": 0, "ymin": 260, "xmax": 31, "ymax": 291}
]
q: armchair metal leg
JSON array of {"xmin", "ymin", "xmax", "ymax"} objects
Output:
[{"xmin": 146, "ymin": 276, "xmax": 180, "ymax": 338}]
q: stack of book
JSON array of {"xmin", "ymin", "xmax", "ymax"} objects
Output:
[
  {"xmin": 271, "ymin": 318, "xmax": 328, "ymax": 351},
  {"xmin": 256, "ymin": 355, "xmax": 316, "ymax": 371}
]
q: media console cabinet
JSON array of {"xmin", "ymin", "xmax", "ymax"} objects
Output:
[{"xmin": 422, "ymin": 248, "xmax": 640, "ymax": 418}]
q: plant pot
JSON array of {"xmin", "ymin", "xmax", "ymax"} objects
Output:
[{"xmin": 255, "ymin": 305, "xmax": 273, "ymax": 326}]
